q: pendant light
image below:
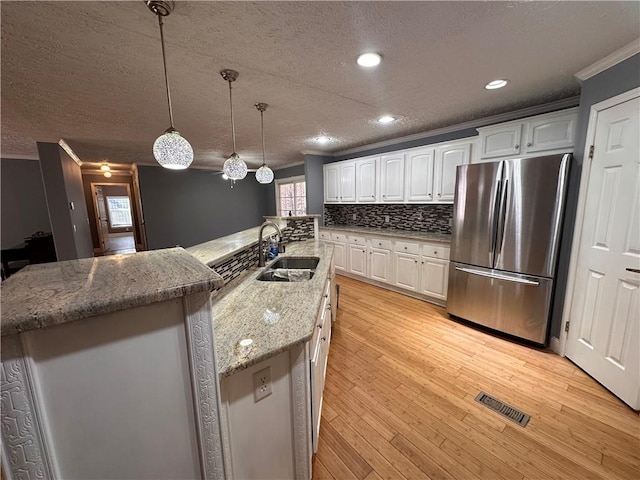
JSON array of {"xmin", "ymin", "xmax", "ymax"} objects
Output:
[
  {"xmin": 146, "ymin": 1, "xmax": 193, "ymax": 170},
  {"xmin": 255, "ymin": 103, "xmax": 274, "ymax": 184},
  {"xmin": 221, "ymin": 69, "xmax": 248, "ymax": 181}
]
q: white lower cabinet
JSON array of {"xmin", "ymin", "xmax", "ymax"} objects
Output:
[
  {"xmin": 311, "ymin": 278, "xmax": 332, "ymax": 453},
  {"xmin": 420, "ymin": 257, "xmax": 449, "ymax": 299},
  {"xmin": 330, "ymin": 232, "xmax": 348, "ymax": 271},
  {"xmin": 394, "ymin": 252, "xmax": 420, "ymax": 291},
  {"xmin": 369, "ymin": 247, "xmax": 391, "ymax": 283},
  {"xmin": 348, "ymin": 244, "xmax": 368, "ymax": 277}
]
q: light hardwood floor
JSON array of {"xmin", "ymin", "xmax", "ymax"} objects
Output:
[{"xmin": 313, "ymin": 275, "xmax": 640, "ymax": 480}]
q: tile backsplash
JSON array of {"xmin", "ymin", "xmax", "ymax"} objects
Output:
[{"xmin": 324, "ymin": 204, "xmax": 453, "ymax": 234}]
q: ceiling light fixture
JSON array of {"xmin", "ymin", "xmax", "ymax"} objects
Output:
[
  {"xmin": 104, "ymin": 171, "xmax": 112, "ymax": 178},
  {"xmin": 100, "ymin": 163, "xmax": 110, "ymax": 171},
  {"xmin": 255, "ymin": 103, "xmax": 274, "ymax": 184},
  {"xmin": 315, "ymin": 135, "xmax": 331, "ymax": 145},
  {"xmin": 220, "ymin": 69, "xmax": 248, "ymax": 183},
  {"xmin": 221, "ymin": 173, "xmax": 229, "ymax": 180},
  {"xmin": 485, "ymin": 79, "xmax": 509, "ymax": 90},
  {"xmin": 146, "ymin": 0, "xmax": 193, "ymax": 170},
  {"xmin": 378, "ymin": 115, "xmax": 396, "ymax": 124},
  {"xmin": 357, "ymin": 52, "xmax": 382, "ymax": 67}
]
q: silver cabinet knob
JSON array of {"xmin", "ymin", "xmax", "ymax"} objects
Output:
[
  {"xmin": 404, "ymin": 246, "xmax": 407, "ymax": 250},
  {"xmin": 527, "ymin": 142, "xmax": 532, "ymax": 147},
  {"xmin": 322, "ymin": 337, "xmax": 326, "ymax": 341},
  {"xmin": 514, "ymin": 144, "xmax": 520, "ymax": 149},
  {"xmin": 437, "ymin": 193, "xmax": 441, "ymax": 197},
  {"xmin": 434, "ymin": 250, "xmax": 437, "ymax": 254}
]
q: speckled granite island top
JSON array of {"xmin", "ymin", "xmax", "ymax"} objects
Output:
[
  {"xmin": 212, "ymin": 240, "xmax": 334, "ymax": 377},
  {"xmin": 323, "ymin": 225, "xmax": 451, "ymax": 243},
  {"xmin": 1, "ymin": 248, "xmax": 223, "ymax": 337},
  {"xmin": 186, "ymin": 220, "xmax": 287, "ymax": 267}
]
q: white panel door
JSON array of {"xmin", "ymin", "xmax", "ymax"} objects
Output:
[
  {"xmin": 340, "ymin": 162, "xmax": 356, "ymax": 202},
  {"xmin": 480, "ymin": 124, "xmax": 522, "ymax": 159},
  {"xmin": 324, "ymin": 165, "xmax": 340, "ymax": 203},
  {"xmin": 369, "ymin": 248, "xmax": 391, "ymax": 284},
  {"xmin": 381, "ymin": 154, "xmax": 405, "ymax": 202},
  {"xmin": 356, "ymin": 157, "xmax": 378, "ymax": 202},
  {"xmin": 405, "ymin": 149, "xmax": 434, "ymax": 202},
  {"xmin": 420, "ymin": 257, "xmax": 449, "ymax": 300},
  {"xmin": 394, "ymin": 252, "xmax": 419, "ymax": 291},
  {"xmin": 348, "ymin": 244, "xmax": 367, "ymax": 277},
  {"xmin": 434, "ymin": 142, "xmax": 471, "ymax": 202},
  {"xmin": 566, "ymin": 96, "xmax": 640, "ymax": 409},
  {"xmin": 332, "ymin": 242, "xmax": 347, "ymax": 271},
  {"xmin": 524, "ymin": 111, "xmax": 576, "ymax": 154}
]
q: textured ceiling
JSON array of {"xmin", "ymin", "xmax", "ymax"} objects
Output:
[{"xmin": 2, "ymin": 1, "xmax": 639, "ymax": 170}]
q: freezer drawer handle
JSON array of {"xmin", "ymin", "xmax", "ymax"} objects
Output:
[
  {"xmin": 626, "ymin": 268, "xmax": 640, "ymax": 274},
  {"xmin": 455, "ymin": 266, "xmax": 540, "ymax": 286}
]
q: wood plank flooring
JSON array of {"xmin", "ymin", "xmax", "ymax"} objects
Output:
[{"xmin": 313, "ymin": 275, "xmax": 640, "ymax": 480}]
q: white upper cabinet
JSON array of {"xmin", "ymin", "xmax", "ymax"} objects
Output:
[
  {"xmin": 405, "ymin": 148, "xmax": 434, "ymax": 202},
  {"xmin": 339, "ymin": 161, "xmax": 356, "ymax": 202},
  {"xmin": 323, "ymin": 164, "xmax": 340, "ymax": 203},
  {"xmin": 355, "ymin": 157, "xmax": 378, "ymax": 202},
  {"xmin": 380, "ymin": 153, "xmax": 405, "ymax": 202},
  {"xmin": 476, "ymin": 108, "xmax": 578, "ymax": 162},
  {"xmin": 434, "ymin": 142, "xmax": 471, "ymax": 202}
]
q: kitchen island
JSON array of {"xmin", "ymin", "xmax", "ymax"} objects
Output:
[{"xmin": 1, "ymin": 227, "xmax": 335, "ymax": 480}]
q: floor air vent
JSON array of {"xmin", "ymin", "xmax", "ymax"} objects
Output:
[{"xmin": 474, "ymin": 392, "xmax": 530, "ymax": 427}]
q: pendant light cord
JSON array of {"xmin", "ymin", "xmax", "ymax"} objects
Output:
[
  {"xmin": 228, "ymin": 80, "xmax": 237, "ymax": 153},
  {"xmin": 158, "ymin": 14, "xmax": 175, "ymax": 129},
  {"xmin": 260, "ymin": 109, "xmax": 266, "ymax": 166}
]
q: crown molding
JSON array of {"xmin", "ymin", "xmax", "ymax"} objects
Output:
[
  {"xmin": 333, "ymin": 96, "xmax": 580, "ymax": 157},
  {"xmin": 58, "ymin": 139, "xmax": 82, "ymax": 166},
  {"xmin": 0, "ymin": 153, "xmax": 40, "ymax": 160},
  {"xmin": 575, "ymin": 39, "xmax": 640, "ymax": 81},
  {"xmin": 300, "ymin": 150, "xmax": 332, "ymax": 156}
]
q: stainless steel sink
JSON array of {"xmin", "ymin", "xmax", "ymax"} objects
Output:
[{"xmin": 256, "ymin": 256, "xmax": 320, "ymax": 282}]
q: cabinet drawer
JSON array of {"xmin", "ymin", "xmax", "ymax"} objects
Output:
[
  {"xmin": 370, "ymin": 238, "xmax": 392, "ymax": 250},
  {"xmin": 422, "ymin": 244, "xmax": 450, "ymax": 260},
  {"xmin": 330, "ymin": 232, "xmax": 347, "ymax": 243},
  {"xmin": 348, "ymin": 235, "xmax": 367, "ymax": 245},
  {"xmin": 319, "ymin": 231, "xmax": 330, "ymax": 240},
  {"xmin": 394, "ymin": 241, "xmax": 420, "ymax": 255}
]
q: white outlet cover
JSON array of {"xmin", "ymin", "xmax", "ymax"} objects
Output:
[{"xmin": 253, "ymin": 366, "xmax": 272, "ymax": 402}]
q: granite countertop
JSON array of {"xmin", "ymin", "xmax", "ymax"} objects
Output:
[
  {"xmin": 212, "ymin": 240, "xmax": 334, "ymax": 377},
  {"xmin": 186, "ymin": 220, "xmax": 287, "ymax": 267},
  {"xmin": 1, "ymin": 248, "xmax": 223, "ymax": 337},
  {"xmin": 322, "ymin": 225, "xmax": 451, "ymax": 244},
  {"xmin": 264, "ymin": 215, "xmax": 321, "ymax": 220}
]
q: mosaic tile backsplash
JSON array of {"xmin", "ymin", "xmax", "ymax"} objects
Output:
[
  {"xmin": 281, "ymin": 217, "xmax": 315, "ymax": 242},
  {"xmin": 324, "ymin": 204, "xmax": 453, "ymax": 234}
]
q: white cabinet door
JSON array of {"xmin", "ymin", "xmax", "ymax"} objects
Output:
[
  {"xmin": 323, "ymin": 164, "xmax": 340, "ymax": 203},
  {"xmin": 394, "ymin": 252, "xmax": 420, "ymax": 291},
  {"xmin": 524, "ymin": 112, "xmax": 576, "ymax": 154},
  {"xmin": 356, "ymin": 157, "xmax": 378, "ymax": 202},
  {"xmin": 369, "ymin": 247, "xmax": 391, "ymax": 284},
  {"xmin": 348, "ymin": 244, "xmax": 368, "ymax": 277},
  {"xmin": 420, "ymin": 257, "xmax": 449, "ymax": 300},
  {"xmin": 434, "ymin": 142, "xmax": 471, "ymax": 202},
  {"xmin": 381, "ymin": 153, "xmax": 405, "ymax": 202},
  {"xmin": 340, "ymin": 162, "xmax": 356, "ymax": 202},
  {"xmin": 333, "ymin": 242, "xmax": 347, "ymax": 271},
  {"xmin": 479, "ymin": 124, "xmax": 522, "ymax": 159},
  {"xmin": 405, "ymin": 149, "xmax": 434, "ymax": 202}
]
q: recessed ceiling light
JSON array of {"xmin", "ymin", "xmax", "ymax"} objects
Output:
[
  {"xmin": 103, "ymin": 171, "xmax": 112, "ymax": 178},
  {"xmin": 485, "ymin": 79, "xmax": 509, "ymax": 90},
  {"xmin": 100, "ymin": 163, "xmax": 110, "ymax": 171},
  {"xmin": 357, "ymin": 52, "xmax": 382, "ymax": 67},
  {"xmin": 378, "ymin": 115, "xmax": 396, "ymax": 124},
  {"xmin": 315, "ymin": 135, "xmax": 332, "ymax": 145}
]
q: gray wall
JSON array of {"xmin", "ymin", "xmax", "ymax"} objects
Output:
[
  {"xmin": 304, "ymin": 154, "xmax": 333, "ymax": 226},
  {"xmin": 266, "ymin": 164, "xmax": 306, "ymax": 215},
  {"xmin": 38, "ymin": 143, "xmax": 94, "ymax": 260},
  {"xmin": 138, "ymin": 166, "xmax": 272, "ymax": 249},
  {"xmin": 549, "ymin": 53, "xmax": 640, "ymax": 339},
  {"xmin": 1, "ymin": 158, "xmax": 52, "ymax": 248}
]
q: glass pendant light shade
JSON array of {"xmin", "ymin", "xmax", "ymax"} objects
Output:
[
  {"xmin": 223, "ymin": 153, "xmax": 248, "ymax": 180},
  {"xmin": 153, "ymin": 129, "xmax": 193, "ymax": 170},
  {"xmin": 255, "ymin": 164, "xmax": 274, "ymax": 184}
]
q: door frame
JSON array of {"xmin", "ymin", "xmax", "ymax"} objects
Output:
[
  {"xmin": 556, "ymin": 87, "xmax": 640, "ymax": 356},
  {"xmin": 90, "ymin": 182, "xmax": 135, "ymax": 255}
]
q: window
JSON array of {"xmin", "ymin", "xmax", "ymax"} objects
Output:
[
  {"xmin": 106, "ymin": 196, "xmax": 133, "ymax": 228},
  {"xmin": 276, "ymin": 176, "xmax": 306, "ymax": 216}
]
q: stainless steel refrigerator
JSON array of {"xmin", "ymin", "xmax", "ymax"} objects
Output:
[{"xmin": 447, "ymin": 154, "xmax": 570, "ymax": 344}]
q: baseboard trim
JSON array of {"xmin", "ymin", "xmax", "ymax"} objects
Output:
[{"xmin": 549, "ymin": 336, "xmax": 563, "ymax": 356}]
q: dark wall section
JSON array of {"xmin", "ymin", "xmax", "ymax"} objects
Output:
[
  {"xmin": 304, "ymin": 154, "xmax": 333, "ymax": 226},
  {"xmin": 549, "ymin": 54, "xmax": 640, "ymax": 340},
  {"xmin": 138, "ymin": 166, "xmax": 272, "ymax": 249},
  {"xmin": 1, "ymin": 158, "xmax": 52, "ymax": 248},
  {"xmin": 37, "ymin": 143, "xmax": 94, "ymax": 260}
]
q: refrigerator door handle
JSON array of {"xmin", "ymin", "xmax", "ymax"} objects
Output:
[
  {"xmin": 455, "ymin": 266, "xmax": 540, "ymax": 286},
  {"xmin": 495, "ymin": 178, "xmax": 509, "ymax": 262},
  {"xmin": 491, "ymin": 178, "xmax": 503, "ymax": 264}
]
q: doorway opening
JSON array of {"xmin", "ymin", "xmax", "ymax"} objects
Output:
[{"xmin": 90, "ymin": 183, "xmax": 137, "ymax": 256}]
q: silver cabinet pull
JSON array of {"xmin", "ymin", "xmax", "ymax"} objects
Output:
[{"xmin": 626, "ymin": 268, "xmax": 640, "ymax": 274}]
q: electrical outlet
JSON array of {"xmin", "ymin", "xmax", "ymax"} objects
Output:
[
  {"xmin": 417, "ymin": 212, "xmax": 423, "ymax": 220},
  {"xmin": 384, "ymin": 215, "xmax": 390, "ymax": 223},
  {"xmin": 352, "ymin": 213, "xmax": 357, "ymax": 220},
  {"xmin": 253, "ymin": 366, "xmax": 272, "ymax": 402},
  {"xmin": 448, "ymin": 219, "xmax": 453, "ymax": 227}
]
